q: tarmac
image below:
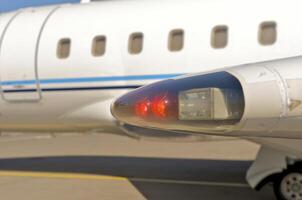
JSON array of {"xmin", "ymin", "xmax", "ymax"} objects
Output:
[{"xmin": 0, "ymin": 132, "xmax": 276, "ymax": 200}]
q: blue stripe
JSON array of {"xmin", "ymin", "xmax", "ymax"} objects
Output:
[
  {"xmin": 1, "ymin": 74, "xmax": 182, "ymax": 86},
  {"xmin": 3, "ymin": 85, "xmax": 142, "ymax": 93}
]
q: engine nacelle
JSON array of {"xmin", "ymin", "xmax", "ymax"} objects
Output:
[{"xmin": 111, "ymin": 56, "xmax": 302, "ymax": 139}]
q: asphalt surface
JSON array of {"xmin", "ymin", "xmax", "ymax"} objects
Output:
[{"xmin": 0, "ymin": 133, "xmax": 275, "ymax": 200}]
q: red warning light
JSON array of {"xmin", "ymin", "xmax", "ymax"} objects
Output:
[
  {"xmin": 151, "ymin": 95, "xmax": 169, "ymax": 118},
  {"xmin": 135, "ymin": 99, "xmax": 151, "ymax": 117}
]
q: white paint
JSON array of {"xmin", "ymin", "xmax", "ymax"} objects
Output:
[{"xmin": 0, "ymin": 0, "xmax": 301, "ymax": 132}]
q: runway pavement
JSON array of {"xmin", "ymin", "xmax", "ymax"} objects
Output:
[{"xmin": 0, "ymin": 133, "xmax": 275, "ymax": 200}]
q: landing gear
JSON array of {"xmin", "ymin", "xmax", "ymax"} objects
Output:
[
  {"xmin": 274, "ymin": 170, "xmax": 302, "ymax": 200},
  {"xmin": 246, "ymin": 146, "xmax": 299, "ymax": 199},
  {"xmin": 246, "ymin": 143, "xmax": 302, "ymax": 200}
]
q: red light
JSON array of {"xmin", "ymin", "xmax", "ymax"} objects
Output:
[
  {"xmin": 135, "ymin": 99, "xmax": 150, "ymax": 117},
  {"xmin": 151, "ymin": 95, "xmax": 169, "ymax": 118}
]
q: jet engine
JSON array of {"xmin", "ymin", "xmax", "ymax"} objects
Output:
[{"xmin": 111, "ymin": 56, "xmax": 302, "ymax": 139}]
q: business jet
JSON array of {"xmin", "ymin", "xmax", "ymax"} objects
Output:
[
  {"xmin": 0, "ymin": 0, "xmax": 301, "ymax": 132},
  {"xmin": 1, "ymin": 0, "xmax": 302, "ymax": 198}
]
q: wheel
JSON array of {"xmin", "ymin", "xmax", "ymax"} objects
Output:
[{"xmin": 274, "ymin": 170, "xmax": 302, "ymax": 200}]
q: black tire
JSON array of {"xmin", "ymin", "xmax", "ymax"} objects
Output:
[{"xmin": 273, "ymin": 170, "xmax": 302, "ymax": 200}]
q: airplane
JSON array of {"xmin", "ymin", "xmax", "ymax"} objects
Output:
[
  {"xmin": 0, "ymin": 0, "xmax": 302, "ymax": 198},
  {"xmin": 111, "ymin": 55, "xmax": 302, "ymax": 200}
]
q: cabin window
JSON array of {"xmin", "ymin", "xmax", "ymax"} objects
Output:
[
  {"xmin": 211, "ymin": 25, "xmax": 228, "ymax": 49},
  {"xmin": 168, "ymin": 29, "xmax": 184, "ymax": 52},
  {"xmin": 57, "ymin": 38, "xmax": 71, "ymax": 59},
  {"xmin": 259, "ymin": 21, "xmax": 277, "ymax": 45},
  {"xmin": 92, "ymin": 36, "xmax": 106, "ymax": 57},
  {"xmin": 128, "ymin": 32, "xmax": 143, "ymax": 54}
]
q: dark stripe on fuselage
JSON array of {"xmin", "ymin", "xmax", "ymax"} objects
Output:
[
  {"xmin": 3, "ymin": 85, "xmax": 142, "ymax": 93},
  {"xmin": 1, "ymin": 74, "xmax": 183, "ymax": 86}
]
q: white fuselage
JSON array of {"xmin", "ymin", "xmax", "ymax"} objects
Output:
[{"xmin": 0, "ymin": 0, "xmax": 302, "ymax": 132}]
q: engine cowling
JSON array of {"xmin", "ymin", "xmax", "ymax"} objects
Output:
[{"xmin": 111, "ymin": 56, "xmax": 302, "ymax": 139}]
